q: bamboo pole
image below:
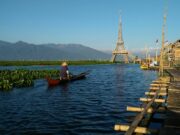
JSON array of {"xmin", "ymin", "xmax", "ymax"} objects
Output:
[
  {"xmin": 150, "ymin": 84, "xmax": 168, "ymax": 87},
  {"xmin": 149, "ymin": 87, "xmax": 167, "ymax": 91},
  {"xmin": 127, "ymin": 106, "xmax": 153, "ymax": 113},
  {"xmin": 124, "ymin": 89, "xmax": 160, "ymax": 135},
  {"xmin": 145, "ymin": 92, "xmax": 167, "ymax": 96},
  {"xmin": 114, "ymin": 125, "xmax": 151, "ymax": 134},
  {"xmin": 140, "ymin": 98, "xmax": 165, "ymax": 103},
  {"xmin": 159, "ymin": 13, "xmax": 166, "ymax": 76},
  {"xmin": 129, "ymin": 106, "xmax": 166, "ymax": 113},
  {"xmin": 152, "ymin": 80, "xmax": 170, "ymax": 84}
]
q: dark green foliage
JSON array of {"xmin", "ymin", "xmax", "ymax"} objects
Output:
[{"xmin": 0, "ymin": 69, "xmax": 59, "ymax": 91}]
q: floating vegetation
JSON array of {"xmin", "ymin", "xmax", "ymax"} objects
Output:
[
  {"xmin": 0, "ymin": 69, "xmax": 59, "ymax": 91},
  {"xmin": 0, "ymin": 60, "xmax": 112, "ymax": 66}
]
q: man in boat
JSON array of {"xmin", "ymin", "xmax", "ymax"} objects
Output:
[{"xmin": 60, "ymin": 62, "xmax": 70, "ymax": 80}]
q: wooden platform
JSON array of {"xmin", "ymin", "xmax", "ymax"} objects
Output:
[
  {"xmin": 166, "ymin": 69, "xmax": 180, "ymax": 81},
  {"xmin": 159, "ymin": 81, "xmax": 180, "ymax": 135}
]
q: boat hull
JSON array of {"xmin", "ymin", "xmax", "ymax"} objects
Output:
[
  {"xmin": 140, "ymin": 64, "xmax": 149, "ymax": 70},
  {"xmin": 47, "ymin": 71, "xmax": 89, "ymax": 86}
]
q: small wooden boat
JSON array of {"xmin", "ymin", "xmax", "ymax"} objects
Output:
[
  {"xmin": 140, "ymin": 64, "xmax": 149, "ymax": 70},
  {"xmin": 47, "ymin": 71, "xmax": 90, "ymax": 87}
]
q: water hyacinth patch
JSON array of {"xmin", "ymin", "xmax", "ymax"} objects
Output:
[{"xmin": 0, "ymin": 69, "xmax": 59, "ymax": 90}]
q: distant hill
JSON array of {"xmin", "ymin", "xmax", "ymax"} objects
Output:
[{"xmin": 0, "ymin": 40, "xmax": 111, "ymax": 60}]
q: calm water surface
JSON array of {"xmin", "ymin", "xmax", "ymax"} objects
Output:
[{"xmin": 0, "ymin": 64, "xmax": 157, "ymax": 135}]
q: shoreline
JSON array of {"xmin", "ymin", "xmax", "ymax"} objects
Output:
[
  {"xmin": 0, "ymin": 60, "xmax": 112, "ymax": 66},
  {"xmin": 0, "ymin": 60, "xmax": 137, "ymax": 66}
]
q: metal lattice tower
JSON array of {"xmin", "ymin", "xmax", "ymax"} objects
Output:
[{"xmin": 111, "ymin": 16, "xmax": 129, "ymax": 63}]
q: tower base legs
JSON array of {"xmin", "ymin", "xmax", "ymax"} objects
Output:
[
  {"xmin": 111, "ymin": 54, "xmax": 129, "ymax": 63},
  {"xmin": 111, "ymin": 55, "xmax": 116, "ymax": 62}
]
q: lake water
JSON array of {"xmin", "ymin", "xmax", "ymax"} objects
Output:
[{"xmin": 0, "ymin": 64, "xmax": 157, "ymax": 135}]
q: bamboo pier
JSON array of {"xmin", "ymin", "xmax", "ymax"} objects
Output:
[
  {"xmin": 114, "ymin": 78, "xmax": 168, "ymax": 134},
  {"xmin": 114, "ymin": 71, "xmax": 180, "ymax": 135}
]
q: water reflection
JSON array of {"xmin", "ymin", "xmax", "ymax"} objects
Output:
[
  {"xmin": 60, "ymin": 83, "xmax": 69, "ymax": 91},
  {"xmin": 113, "ymin": 64, "xmax": 126, "ymax": 97},
  {"xmin": 47, "ymin": 83, "xmax": 69, "ymax": 91}
]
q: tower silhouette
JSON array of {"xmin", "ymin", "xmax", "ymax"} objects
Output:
[{"xmin": 111, "ymin": 16, "xmax": 129, "ymax": 63}]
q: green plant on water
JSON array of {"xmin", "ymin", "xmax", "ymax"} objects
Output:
[
  {"xmin": 0, "ymin": 60, "xmax": 112, "ymax": 66},
  {"xmin": 14, "ymin": 79, "xmax": 25, "ymax": 87},
  {"xmin": 0, "ymin": 80, "xmax": 13, "ymax": 91},
  {"xmin": 0, "ymin": 69, "xmax": 59, "ymax": 90}
]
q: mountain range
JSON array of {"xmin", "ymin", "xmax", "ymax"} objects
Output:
[{"xmin": 0, "ymin": 40, "xmax": 111, "ymax": 60}]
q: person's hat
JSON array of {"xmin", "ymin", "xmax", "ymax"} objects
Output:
[{"xmin": 61, "ymin": 62, "xmax": 68, "ymax": 66}]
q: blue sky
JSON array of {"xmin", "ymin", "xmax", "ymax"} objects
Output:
[{"xmin": 0, "ymin": 0, "xmax": 180, "ymax": 50}]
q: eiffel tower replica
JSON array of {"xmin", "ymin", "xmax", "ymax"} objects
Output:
[{"xmin": 111, "ymin": 16, "xmax": 129, "ymax": 63}]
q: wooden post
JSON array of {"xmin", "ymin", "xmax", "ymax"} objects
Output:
[
  {"xmin": 145, "ymin": 92, "xmax": 167, "ymax": 96},
  {"xmin": 150, "ymin": 84, "xmax": 168, "ymax": 87},
  {"xmin": 127, "ymin": 106, "xmax": 153, "ymax": 113},
  {"xmin": 149, "ymin": 87, "xmax": 167, "ymax": 91},
  {"xmin": 159, "ymin": 13, "xmax": 166, "ymax": 76},
  {"xmin": 152, "ymin": 80, "xmax": 170, "ymax": 84},
  {"xmin": 140, "ymin": 98, "xmax": 165, "ymax": 103},
  {"xmin": 114, "ymin": 124, "xmax": 151, "ymax": 134}
]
